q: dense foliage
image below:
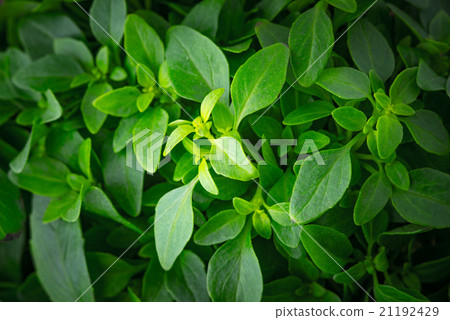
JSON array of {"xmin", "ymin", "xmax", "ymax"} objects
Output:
[{"xmin": 0, "ymin": 0, "xmax": 449, "ymax": 302}]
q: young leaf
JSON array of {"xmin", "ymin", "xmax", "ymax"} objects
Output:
[
  {"xmin": 30, "ymin": 196, "xmax": 94, "ymax": 302},
  {"xmin": 272, "ymin": 221, "xmax": 301, "ymax": 248},
  {"xmin": 332, "ymin": 107, "xmax": 367, "ymax": 131},
  {"xmin": 289, "ymin": 3, "xmax": 334, "ymax": 87},
  {"xmin": 231, "ymin": 43, "xmax": 289, "ymax": 127},
  {"xmin": 206, "ymin": 220, "xmax": 263, "ymax": 301},
  {"xmin": 164, "ymin": 125, "xmax": 195, "ymax": 156},
  {"xmin": 391, "ymin": 168, "xmax": 450, "ymax": 228},
  {"xmin": 300, "ymin": 224, "xmax": 353, "ymax": 274},
  {"xmin": 201, "ymin": 88, "xmax": 225, "ymax": 122},
  {"xmin": 348, "ymin": 19, "xmax": 394, "ymax": 81},
  {"xmin": 199, "ymin": 158, "xmax": 219, "ymax": 195},
  {"xmin": 166, "ymin": 26, "xmax": 229, "ymax": 104},
  {"xmin": 210, "ymin": 136, "xmax": 259, "ymax": 181},
  {"xmin": 155, "ymin": 178, "xmax": 198, "ymax": 270},
  {"xmin": 354, "ymin": 171, "xmax": 392, "ymax": 225},
  {"xmin": 316, "ymin": 67, "xmax": 371, "ymax": 99},
  {"xmin": 233, "ymin": 197, "xmax": 257, "ymax": 215},
  {"xmin": 252, "ymin": 210, "xmax": 272, "ymax": 239},
  {"xmin": 78, "ymin": 138, "xmax": 93, "ymax": 181},
  {"xmin": 124, "ymin": 14, "xmax": 164, "ymax": 74},
  {"xmin": 89, "ymin": 0, "xmax": 126, "ymax": 49},
  {"xmin": 93, "ymin": 87, "xmax": 140, "ymax": 117},
  {"xmin": 290, "ymin": 147, "xmax": 352, "ymax": 224},
  {"xmin": 376, "ymin": 114, "xmax": 403, "ymax": 159},
  {"xmin": 402, "ymin": 110, "xmax": 450, "ymax": 155}
]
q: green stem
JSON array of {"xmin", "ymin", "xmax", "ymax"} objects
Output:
[{"xmin": 360, "ymin": 162, "xmax": 377, "ymax": 175}]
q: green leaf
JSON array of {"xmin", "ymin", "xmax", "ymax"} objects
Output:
[
  {"xmin": 417, "ymin": 60, "xmax": 446, "ymax": 91},
  {"xmin": 385, "ymin": 161, "xmax": 410, "ymax": 190},
  {"xmin": 252, "ymin": 210, "xmax": 272, "ymax": 239},
  {"xmin": 83, "ymin": 187, "xmax": 142, "ymax": 234},
  {"xmin": 13, "ymin": 55, "xmax": 83, "ymax": 93},
  {"xmin": 316, "ymin": 67, "xmax": 371, "ymax": 99},
  {"xmin": 387, "ymin": 4, "xmax": 427, "ymax": 41},
  {"xmin": 93, "ymin": 87, "xmax": 140, "ymax": 117},
  {"xmin": 113, "ymin": 113, "xmax": 140, "ymax": 153},
  {"xmin": 30, "ymin": 196, "xmax": 94, "ymax": 302},
  {"xmin": 101, "ymin": 142, "xmax": 143, "ymax": 217},
  {"xmin": 89, "ymin": 0, "xmax": 126, "ymax": 48},
  {"xmin": 257, "ymin": 0, "xmax": 291, "ymax": 20},
  {"xmin": 332, "ymin": 107, "xmax": 367, "ymax": 131},
  {"xmin": 199, "ymin": 158, "xmax": 219, "ymax": 195},
  {"xmin": 290, "ymin": 147, "xmax": 352, "ymax": 224},
  {"xmin": 267, "ymin": 202, "xmax": 294, "ymax": 226},
  {"xmin": 201, "ymin": 88, "xmax": 225, "ymax": 122},
  {"xmin": 81, "ymin": 82, "xmax": 112, "ymax": 134},
  {"xmin": 9, "ymin": 122, "xmax": 40, "ymax": 174},
  {"xmin": 233, "ymin": 197, "xmax": 257, "ymax": 215},
  {"xmin": 8, "ymin": 157, "xmax": 70, "ymax": 197},
  {"xmin": 283, "ymin": 101, "xmax": 334, "ymax": 125},
  {"xmin": 78, "ymin": 138, "xmax": 93, "ymax": 181},
  {"xmin": 374, "ymin": 284, "xmax": 428, "ymax": 302},
  {"xmin": 389, "ymin": 68, "xmax": 420, "ymax": 104},
  {"xmin": 136, "ymin": 65, "xmax": 156, "ymax": 88},
  {"xmin": 391, "ymin": 168, "xmax": 450, "ymax": 228},
  {"xmin": 166, "ymin": 26, "xmax": 229, "ymax": 104},
  {"xmin": 53, "ymin": 38, "xmax": 94, "ymax": 70},
  {"xmin": 272, "ymin": 221, "xmax": 301, "ymax": 248},
  {"xmin": 231, "ymin": 43, "xmax": 289, "ymax": 127},
  {"xmin": 391, "ymin": 103, "xmax": 415, "ymax": 116},
  {"xmin": 206, "ymin": 220, "xmax": 263, "ymax": 301},
  {"xmin": 19, "ymin": 13, "xmax": 83, "ymax": 60},
  {"xmin": 142, "ymin": 259, "xmax": 172, "ymax": 301},
  {"xmin": 86, "ymin": 252, "xmax": 143, "ymax": 299},
  {"xmin": 333, "ymin": 262, "xmax": 366, "ymax": 284},
  {"xmin": 124, "ymin": 14, "xmax": 164, "ymax": 74},
  {"xmin": 40, "ymin": 90, "xmax": 63, "ymax": 124},
  {"xmin": 95, "ymin": 46, "xmax": 109, "ymax": 74},
  {"xmin": 182, "ymin": 0, "xmax": 225, "ymax": 39},
  {"xmin": 133, "ymin": 107, "xmax": 169, "ymax": 174},
  {"xmin": 289, "ymin": 3, "xmax": 334, "ymax": 87},
  {"xmin": 348, "ymin": 19, "xmax": 394, "ymax": 81},
  {"xmin": 255, "ymin": 20, "xmax": 289, "ymax": 47},
  {"xmin": 377, "ymin": 114, "xmax": 403, "ymax": 159},
  {"xmin": 155, "ymin": 178, "xmax": 198, "ymax": 270},
  {"xmin": 326, "ymin": 0, "xmax": 356, "ymax": 13},
  {"xmin": 403, "ymin": 110, "xmax": 450, "ymax": 155},
  {"xmin": 354, "ymin": 171, "xmax": 392, "ymax": 225},
  {"xmin": 165, "ymin": 250, "xmax": 209, "ymax": 302},
  {"xmin": 194, "ymin": 209, "xmax": 245, "ymax": 245},
  {"xmin": 0, "ymin": 170, "xmax": 25, "ymax": 240},
  {"xmin": 210, "ymin": 136, "xmax": 259, "ymax": 181},
  {"xmin": 164, "ymin": 125, "xmax": 194, "ymax": 156},
  {"xmin": 300, "ymin": 224, "xmax": 353, "ymax": 274}
]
